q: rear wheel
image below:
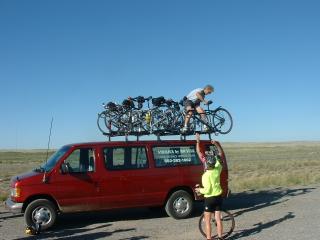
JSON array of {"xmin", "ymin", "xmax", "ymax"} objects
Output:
[
  {"xmin": 198, "ymin": 210, "xmax": 235, "ymax": 239},
  {"xmin": 24, "ymin": 199, "xmax": 57, "ymax": 230},
  {"xmin": 165, "ymin": 190, "xmax": 194, "ymax": 219},
  {"xmin": 97, "ymin": 112, "xmax": 108, "ymax": 134}
]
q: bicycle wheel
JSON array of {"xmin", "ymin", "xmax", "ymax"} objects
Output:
[
  {"xmin": 172, "ymin": 110, "xmax": 184, "ymax": 134},
  {"xmin": 198, "ymin": 210, "xmax": 235, "ymax": 239},
  {"xmin": 117, "ymin": 112, "xmax": 131, "ymax": 134},
  {"xmin": 162, "ymin": 109, "xmax": 180, "ymax": 133},
  {"xmin": 209, "ymin": 108, "xmax": 233, "ymax": 134},
  {"xmin": 104, "ymin": 111, "xmax": 122, "ymax": 134},
  {"xmin": 97, "ymin": 112, "xmax": 109, "ymax": 134},
  {"xmin": 151, "ymin": 109, "xmax": 167, "ymax": 133},
  {"xmin": 131, "ymin": 110, "xmax": 148, "ymax": 135}
]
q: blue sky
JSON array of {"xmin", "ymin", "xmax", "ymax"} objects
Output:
[{"xmin": 1, "ymin": 0, "xmax": 319, "ymax": 149}]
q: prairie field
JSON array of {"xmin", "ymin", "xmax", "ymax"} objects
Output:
[
  {"xmin": 1, "ymin": 142, "xmax": 320, "ymax": 201},
  {"xmin": 223, "ymin": 142, "xmax": 320, "ymax": 192}
]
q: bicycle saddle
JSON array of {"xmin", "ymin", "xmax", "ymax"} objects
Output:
[
  {"xmin": 152, "ymin": 96, "xmax": 166, "ymax": 107},
  {"xmin": 106, "ymin": 102, "xmax": 117, "ymax": 111}
]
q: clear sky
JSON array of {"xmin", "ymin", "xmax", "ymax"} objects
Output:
[{"xmin": 1, "ymin": 0, "xmax": 319, "ymax": 149}]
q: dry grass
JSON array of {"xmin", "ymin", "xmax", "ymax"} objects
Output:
[
  {"xmin": 0, "ymin": 150, "xmax": 54, "ymax": 201},
  {"xmin": 1, "ymin": 142, "xmax": 320, "ymax": 200},
  {"xmin": 223, "ymin": 142, "xmax": 320, "ymax": 192}
]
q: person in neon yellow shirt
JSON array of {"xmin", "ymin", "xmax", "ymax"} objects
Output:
[{"xmin": 195, "ymin": 133, "xmax": 226, "ymax": 240}]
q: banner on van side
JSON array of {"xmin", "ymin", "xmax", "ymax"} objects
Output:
[{"xmin": 152, "ymin": 146, "xmax": 201, "ymax": 167}]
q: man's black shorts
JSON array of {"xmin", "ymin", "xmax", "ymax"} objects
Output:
[
  {"xmin": 204, "ymin": 195, "xmax": 223, "ymax": 212},
  {"xmin": 184, "ymin": 99, "xmax": 201, "ymax": 108}
]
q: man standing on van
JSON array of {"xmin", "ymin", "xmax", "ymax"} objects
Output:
[
  {"xmin": 181, "ymin": 85, "xmax": 214, "ymax": 133},
  {"xmin": 195, "ymin": 134, "xmax": 226, "ymax": 240}
]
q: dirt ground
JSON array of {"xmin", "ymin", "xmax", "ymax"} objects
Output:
[{"xmin": 1, "ymin": 185, "xmax": 319, "ymax": 240}]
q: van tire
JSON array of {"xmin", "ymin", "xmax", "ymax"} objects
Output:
[
  {"xmin": 24, "ymin": 199, "xmax": 57, "ymax": 230},
  {"xmin": 165, "ymin": 190, "xmax": 193, "ymax": 219}
]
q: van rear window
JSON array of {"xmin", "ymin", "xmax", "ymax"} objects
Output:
[{"xmin": 152, "ymin": 146, "xmax": 200, "ymax": 167}]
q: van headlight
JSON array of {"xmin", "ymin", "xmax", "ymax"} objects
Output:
[{"xmin": 10, "ymin": 187, "xmax": 21, "ymax": 198}]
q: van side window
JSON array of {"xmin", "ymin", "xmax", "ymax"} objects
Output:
[
  {"xmin": 64, "ymin": 148, "xmax": 95, "ymax": 173},
  {"xmin": 104, "ymin": 147, "xmax": 148, "ymax": 170},
  {"xmin": 152, "ymin": 146, "xmax": 200, "ymax": 167}
]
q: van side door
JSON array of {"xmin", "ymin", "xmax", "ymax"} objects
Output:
[
  {"xmin": 100, "ymin": 145, "xmax": 155, "ymax": 208},
  {"xmin": 51, "ymin": 147, "xmax": 100, "ymax": 212}
]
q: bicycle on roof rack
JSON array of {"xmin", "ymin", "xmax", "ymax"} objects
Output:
[
  {"xmin": 97, "ymin": 96, "xmax": 151, "ymax": 137},
  {"xmin": 179, "ymin": 100, "xmax": 233, "ymax": 136},
  {"xmin": 97, "ymin": 96, "xmax": 233, "ymax": 140}
]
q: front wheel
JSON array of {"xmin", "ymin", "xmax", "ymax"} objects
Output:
[
  {"xmin": 24, "ymin": 199, "xmax": 57, "ymax": 230},
  {"xmin": 210, "ymin": 108, "xmax": 233, "ymax": 134},
  {"xmin": 165, "ymin": 190, "xmax": 194, "ymax": 219},
  {"xmin": 198, "ymin": 210, "xmax": 235, "ymax": 239}
]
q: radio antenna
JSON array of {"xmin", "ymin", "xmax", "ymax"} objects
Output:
[
  {"xmin": 45, "ymin": 117, "xmax": 54, "ymax": 162},
  {"xmin": 43, "ymin": 117, "xmax": 53, "ymax": 183}
]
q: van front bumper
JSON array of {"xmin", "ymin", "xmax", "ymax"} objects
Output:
[{"xmin": 5, "ymin": 198, "xmax": 23, "ymax": 213}]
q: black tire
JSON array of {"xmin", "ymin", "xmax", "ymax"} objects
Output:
[
  {"xmin": 198, "ymin": 210, "xmax": 235, "ymax": 239},
  {"xmin": 97, "ymin": 112, "xmax": 108, "ymax": 134},
  {"xmin": 24, "ymin": 199, "xmax": 57, "ymax": 230},
  {"xmin": 210, "ymin": 108, "xmax": 233, "ymax": 134},
  {"xmin": 105, "ymin": 112, "xmax": 122, "ymax": 133},
  {"xmin": 165, "ymin": 190, "xmax": 194, "ymax": 219}
]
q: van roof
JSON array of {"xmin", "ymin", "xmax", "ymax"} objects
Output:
[{"xmin": 63, "ymin": 139, "xmax": 214, "ymax": 148}]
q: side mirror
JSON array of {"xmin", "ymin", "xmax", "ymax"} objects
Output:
[{"xmin": 60, "ymin": 163, "xmax": 69, "ymax": 174}]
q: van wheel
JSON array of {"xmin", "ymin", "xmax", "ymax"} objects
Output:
[
  {"xmin": 165, "ymin": 190, "xmax": 193, "ymax": 219},
  {"xmin": 24, "ymin": 199, "xmax": 57, "ymax": 230}
]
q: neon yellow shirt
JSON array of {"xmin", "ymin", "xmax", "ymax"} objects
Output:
[{"xmin": 199, "ymin": 160, "xmax": 222, "ymax": 197}]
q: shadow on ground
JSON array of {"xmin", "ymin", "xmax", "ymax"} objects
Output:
[
  {"xmin": 12, "ymin": 224, "xmax": 147, "ymax": 240},
  {"xmin": 228, "ymin": 212, "xmax": 295, "ymax": 239},
  {"xmin": 10, "ymin": 207, "xmax": 166, "ymax": 239},
  {"xmin": 222, "ymin": 186, "xmax": 316, "ymax": 239},
  {"xmin": 224, "ymin": 186, "xmax": 315, "ymax": 217}
]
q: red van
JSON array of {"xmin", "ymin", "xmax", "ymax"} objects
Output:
[{"xmin": 5, "ymin": 140, "xmax": 228, "ymax": 230}]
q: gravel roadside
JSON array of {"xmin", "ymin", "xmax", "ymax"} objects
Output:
[{"xmin": 0, "ymin": 185, "xmax": 319, "ymax": 240}]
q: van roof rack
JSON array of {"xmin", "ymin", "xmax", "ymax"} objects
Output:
[{"xmin": 103, "ymin": 132, "xmax": 213, "ymax": 142}]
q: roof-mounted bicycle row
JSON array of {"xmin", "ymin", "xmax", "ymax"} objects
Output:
[{"xmin": 97, "ymin": 96, "xmax": 233, "ymax": 140}]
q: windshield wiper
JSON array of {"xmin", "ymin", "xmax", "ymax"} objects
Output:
[{"xmin": 34, "ymin": 166, "xmax": 45, "ymax": 172}]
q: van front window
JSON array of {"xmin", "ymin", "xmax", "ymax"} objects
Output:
[{"xmin": 39, "ymin": 146, "xmax": 70, "ymax": 172}]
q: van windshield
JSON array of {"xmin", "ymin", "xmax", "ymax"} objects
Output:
[{"xmin": 37, "ymin": 146, "xmax": 70, "ymax": 172}]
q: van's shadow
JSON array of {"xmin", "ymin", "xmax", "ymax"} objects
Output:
[
  {"xmin": 13, "ymin": 224, "xmax": 149, "ymax": 240},
  {"xmin": 12, "ymin": 208, "xmax": 164, "ymax": 239}
]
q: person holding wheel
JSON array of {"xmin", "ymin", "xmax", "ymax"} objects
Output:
[{"xmin": 195, "ymin": 133, "xmax": 226, "ymax": 240}]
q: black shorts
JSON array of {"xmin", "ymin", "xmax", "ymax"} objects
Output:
[
  {"xmin": 184, "ymin": 99, "xmax": 201, "ymax": 108},
  {"xmin": 204, "ymin": 195, "xmax": 223, "ymax": 212}
]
